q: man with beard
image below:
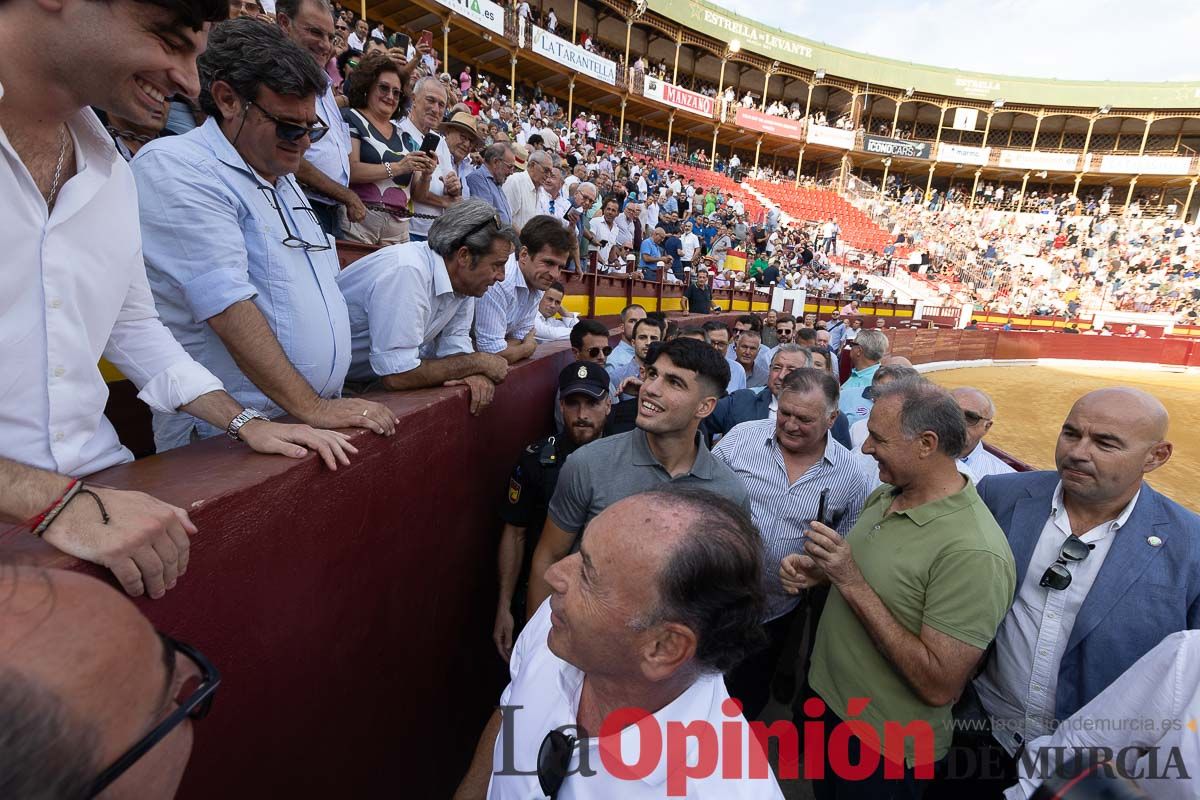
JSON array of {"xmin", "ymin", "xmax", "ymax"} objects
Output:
[
  {"xmin": 492, "ymin": 362, "xmax": 611, "ymax": 662},
  {"xmin": 524, "ymin": 338, "xmax": 745, "ymax": 615}
]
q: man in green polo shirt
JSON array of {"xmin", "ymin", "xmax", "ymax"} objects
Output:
[{"xmin": 781, "ymin": 378, "xmax": 1015, "ymax": 799}]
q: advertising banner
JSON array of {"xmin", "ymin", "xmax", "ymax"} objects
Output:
[
  {"xmin": 952, "ymin": 107, "xmax": 979, "ymax": 131},
  {"xmin": 997, "ymin": 150, "xmax": 1081, "ymax": 172},
  {"xmin": 529, "ymin": 27, "xmax": 616, "ymax": 84},
  {"xmin": 937, "ymin": 142, "xmax": 991, "ymax": 166},
  {"xmin": 863, "ymin": 134, "xmax": 931, "ymax": 160},
  {"xmin": 643, "ymin": 76, "xmax": 715, "ymax": 117},
  {"xmin": 429, "ymin": 0, "xmax": 504, "ymax": 35},
  {"xmin": 806, "ymin": 124, "xmax": 856, "ymax": 149},
  {"xmin": 1096, "ymin": 155, "xmax": 1192, "ymax": 176},
  {"xmin": 733, "ymin": 108, "xmax": 806, "ymax": 141}
]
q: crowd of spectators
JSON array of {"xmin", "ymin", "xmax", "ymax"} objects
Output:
[{"xmin": 4, "ymin": 0, "xmax": 1200, "ymax": 797}]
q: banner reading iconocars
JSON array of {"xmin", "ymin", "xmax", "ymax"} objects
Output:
[
  {"xmin": 529, "ymin": 27, "xmax": 616, "ymax": 84},
  {"xmin": 864, "ymin": 135, "xmax": 931, "ymax": 160},
  {"xmin": 428, "ymin": 0, "xmax": 504, "ymax": 35},
  {"xmin": 733, "ymin": 108, "xmax": 805, "ymax": 141},
  {"xmin": 643, "ymin": 76, "xmax": 715, "ymax": 118}
]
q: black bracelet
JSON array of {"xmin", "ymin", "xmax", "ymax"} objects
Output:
[{"xmin": 72, "ymin": 487, "xmax": 111, "ymax": 525}]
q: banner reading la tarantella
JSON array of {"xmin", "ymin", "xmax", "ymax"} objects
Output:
[{"xmin": 863, "ymin": 134, "xmax": 931, "ymax": 160}]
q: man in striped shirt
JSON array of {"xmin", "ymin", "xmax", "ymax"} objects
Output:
[{"xmin": 713, "ymin": 368, "xmax": 870, "ymax": 719}]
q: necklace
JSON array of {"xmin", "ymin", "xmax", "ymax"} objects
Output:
[
  {"xmin": 47, "ymin": 124, "xmax": 69, "ymax": 210},
  {"xmin": 105, "ymin": 125, "xmax": 154, "ymax": 145}
]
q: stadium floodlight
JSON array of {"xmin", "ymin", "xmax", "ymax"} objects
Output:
[
  {"xmin": 814, "ymin": 68, "xmax": 826, "ymax": 80},
  {"xmin": 1099, "ymin": 104, "xmax": 1112, "ymax": 114},
  {"xmin": 904, "ymin": 87, "xmax": 914, "ymax": 97},
  {"xmin": 729, "ymin": 39, "xmax": 741, "ymax": 53},
  {"xmin": 992, "ymin": 98, "xmax": 1005, "ymax": 109},
  {"xmin": 882, "ymin": 157, "xmax": 892, "ymax": 167}
]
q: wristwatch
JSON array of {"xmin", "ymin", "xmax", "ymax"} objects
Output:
[{"xmin": 226, "ymin": 408, "xmax": 269, "ymax": 441}]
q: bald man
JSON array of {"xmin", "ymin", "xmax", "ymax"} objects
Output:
[
  {"xmin": 932, "ymin": 388, "xmax": 1200, "ymax": 799},
  {"xmin": 0, "ymin": 567, "xmax": 212, "ymax": 797},
  {"xmin": 952, "ymin": 387, "xmax": 1015, "ymax": 481}
]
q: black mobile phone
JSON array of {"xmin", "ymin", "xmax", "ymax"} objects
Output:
[
  {"xmin": 816, "ymin": 488, "xmax": 830, "ymax": 528},
  {"xmin": 419, "ymin": 132, "xmax": 441, "ymax": 154}
]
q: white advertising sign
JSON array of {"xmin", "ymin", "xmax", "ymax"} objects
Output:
[
  {"xmin": 806, "ymin": 124, "xmax": 856, "ymax": 150},
  {"xmin": 529, "ymin": 27, "xmax": 617, "ymax": 84},
  {"xmin": 1096, "ymin": 155, "xmax": 1192, "ymax": 176},
  {"xmin": 430, "ymin": 0, "xmax": 505, "ymax": 35},
  {"xmin": 998, "ymin": 150, "xmax": 1081, "ymax": 172},
  {"xmin": 952, "ymin": 107, "xmax": 979, "ymax": 131},
  {"xmin": 937, "ymin": 142, "xmax": 991, "ymax": 166}
]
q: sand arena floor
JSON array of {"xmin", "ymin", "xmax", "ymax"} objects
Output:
[{"xmin": 926, "ymin": 365, "xmax": 1200, "ymax": 513}]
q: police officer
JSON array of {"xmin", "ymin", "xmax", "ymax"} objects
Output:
[{"xmin": 491, "ymin": 361, "xmax": 611, "ymax": 662}]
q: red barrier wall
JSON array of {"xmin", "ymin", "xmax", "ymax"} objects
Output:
[{"xmin": 884, "ymin": 329, "xmax": 1198, "ymax": 369}]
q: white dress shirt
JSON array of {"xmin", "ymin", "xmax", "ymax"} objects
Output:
[
  {"xmin": 335, "ymin": 242, "xmax": 475, "ymax": 381},
  {"xmin": 502, "ymin": 169, "xmax": 540, "ymax": 232},
  {"xmin": 488, "ymin": 600, "xmax": 785, "ymax": 799},
  {"xmin": 588, "ymin": 216, "xmax": 619, "ymax": 263},
  {"xmin": 1006, "ymin": 630, "xmax": 1200, "ymax": 800},
  {"xmin": 302, "ymin": 81, "xmax": 352, "ymax": 200},
  {"xmin": 961, "ymin": 440, "xmax": 1016, "ymax": 480},
  {"xmin": 975, "ymin": 483, "xmax": 1139, "ymax": 754},
  {"xmin": 534, "ymin": 313, "xmax": 577, "ymax": 343},
  {"xmin": 474, "ymin": 254, "xmax": 541, "ymax": 354},
  {"xmin": 1, "ymin": 91, "xmax": 220, "ymax": 476}
]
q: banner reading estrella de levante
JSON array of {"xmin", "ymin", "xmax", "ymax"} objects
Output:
[
  {"xmin": 643, "ymin": 76, "xmax": 715, "ymax": 118},
  {"xmin": 529, "ymin": 27, "xmax": 616, "ymax": 85}
]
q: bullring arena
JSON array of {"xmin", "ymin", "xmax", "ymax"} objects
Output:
[{"xmin": 4, "ymin": 0, "xmax": 1200, "ymax": 797}]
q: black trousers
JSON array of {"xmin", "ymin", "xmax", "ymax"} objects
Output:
[
  {"xmin": 923, "ymin": 727, "xmax": 1017, "ymax": 800},
  {"xmin": 724, "ymin": 613, "xmax": 793, "ymax": 721},
  {"xmin": 810, "ymin": 703, "xmax": 941, "ymax": 800}
]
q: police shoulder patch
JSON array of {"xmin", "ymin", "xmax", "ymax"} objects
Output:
[{"xmin": 508, "ymin": 477, "xmax": 522, "ymax": 504}]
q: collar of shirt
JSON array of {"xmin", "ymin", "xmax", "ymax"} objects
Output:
[
  {"xmin": 884, "ymin": 477, "xmax": 981, "ymax": 527},
  {"xmin": 1050, "ymin": 480, "xmax": 1140, "ymax": 538},
  {"xmin": 850, "ymin": 362, "xmax": 880, "ymax": 380},
  {"xmin": 631, "ymin": 427, "xmax": 715, "ymax": 480},
  {"xmin": 430, "ymin": 249, "xmax": 456, "ymax": 297}
]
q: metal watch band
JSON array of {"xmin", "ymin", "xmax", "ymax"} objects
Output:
[{"xmin": 226, "ymin": 409, "xmax": 268, "ymax": 441}]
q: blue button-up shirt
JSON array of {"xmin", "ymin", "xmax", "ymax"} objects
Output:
[
  {"xmin": 464, "ymin": 167, "xmax": 513, "ymax": 225},
  {"xmin": 839, "ymin": 362, "xmax": 880, "ymax": 424},
  {"xmin": 132, "ymin": 118, "xmax": 351, "ymax": 449},
  {"xmin": 303, "ymin": 81, "xmax": 352, "ymax": 203}
]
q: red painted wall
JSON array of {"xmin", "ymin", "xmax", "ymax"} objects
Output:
[{"xmin": 886, "ymin": 329, "xmax": 1198, "ymax": 369}]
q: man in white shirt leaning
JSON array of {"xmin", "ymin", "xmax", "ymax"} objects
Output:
[{"xmin": 951, "ymin": 387, "xmax": 1016, "ymax": 481}]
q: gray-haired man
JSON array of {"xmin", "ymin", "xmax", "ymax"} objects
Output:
[{"xmin": 464, "ymin": 142, "xmax": 516, "ymax": 225}]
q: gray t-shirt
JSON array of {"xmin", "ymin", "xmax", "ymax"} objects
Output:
[{"xmin": 547, "ymin": 427, "xmax": 752, "ymax": 537}]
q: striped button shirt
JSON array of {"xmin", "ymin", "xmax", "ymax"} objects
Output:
[
  {"xmin": 474, "ymin": 253, "xmax": 541, "ymax": 354},
  {"xmin": 713, "ymin": 420, "xmax": 871, "ymax": 621}
]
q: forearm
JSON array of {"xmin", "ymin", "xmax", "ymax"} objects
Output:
[
  {"xmin": 178, "ymin": 390, "xmax": 247, "ymax": 432},
  {"xmin": 453, "ymin": 709, "xmax": 501, "ymax": 800},
  {"xmin": 350, "ymin": 160, "xmax": 406, "ymax": 186},
  {"xmin": 380, "ymin": 353, "xmax": 490, "ymax": 391},
  {"xmin": 207, "ymin": 300, "xmax": 322, "ymax": 419},
  {"xmin": 295, "ymin": 160, "xmax": 355, "ymax": 205},
  {"xmin": 494, "ymin": 336, "xmax": 537, "ymax": 365},
  {"xmin": 496, "ymin": 524, "xmax": 526, "ymax": 608},
  {"xmin": 837, "ymin": 577, "xmax": 947, "ymax": 703},
  {"xmin": 0, "ymin": 458, "xmax": 73, "ymax": 522}
]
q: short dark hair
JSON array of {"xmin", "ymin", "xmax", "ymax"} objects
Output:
[
  {"xmin": 571, "ymin": 319, "xmax": 610, "ymax": 350},
  {"xmin": 872, "ymin": 379, "xmax": 967, "ymax": 457},
  {"xmin": 198, "ymin": 19, "xmax": 329, "ymax": 121},
  {"xmin": 779, "ymin": 367, "xmax": 840, "ymax": 413},
  {"xmin": 795, "ymin": 327, "xmax": 818, "ymax": 344},
  {"xmin": 343, "ymin": 51, "xmax": 401, "ymax": 112},
  {"xmin": 0, "ymin": 668, "xmax": 99, "ymax": 799},
  {"xmin": 633, "ymin": 487, "xmax": 766, "ymax": 674},
  {"xmin": 547, "ymin": 280, "xmax": 566, "ymax": 294},
  {"xmin": 735, "ymin": 314, "xmax": 763, "ymax": 332},
  {"xmin": 776, "ymin": 313, "xmax": 796, "ymax": 325},
  {"xmin": 678, "ymin": 326, "xmax": 708, "ymax": 340},
  {"xmin": 633, "ymin": 317, "xmax": 667, "ymax": 339},
  {"xmin": 520, "ymin": 215, "xmax": 575, "ymax": 259},
  {"xmin": 619, "ymin": 303, "xmax": 645, "ymax": 321},
  {"xmin": 700, "ymin": 320, "xmax": 729, "ymax": 335},
  {"xmin": 89, "ymin": 0, "xmax": 227, "ymax": 33},
  {"xmin": 644, "ymin": 337, "xmax": 730, "ymax": 397},
  {"xmin": 274, "ymin": 0, "xmax": 329, "ymax": 22}
]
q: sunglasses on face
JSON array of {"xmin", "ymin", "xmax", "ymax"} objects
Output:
[
  {"xmin": 963, "ymin": 410, "xmax": 992, "ymax": 426},
  {"xmin": 246, "ymin": 99, "xmax": 329, "ymax": 143},
  {"xmin": 584, "ymin": 345, "xmax": 613, "ymax": 358},
  {"xmin": 376, "ymin": 84, "xmax": 403, "ymax": 99},
  {"xmin": 1040, "ymin": 536, "xmax": 1092, "ymax": 591}
]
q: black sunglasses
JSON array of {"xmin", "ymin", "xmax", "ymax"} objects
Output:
[
  {"xmin": 584, "ymin": 345, "xmax": 613, "ymax": 358},
  {"xmin": 257, "ymin": 184, "xmax": 331, "ymax": 252},
  {"xmin": 89, "ymin": 635, "xmax": 220, "ymax": 797},
  {"xmin": 246, "ymin": 99, "xmax": 329, "ymax": 143},
  {"xmin": 1040, "ymin": 536, "xmax": 1093, "ymax": 591},
  {"xmin": 537, "ymin": 729, "xmax": 576, "ymax": 798},
  {"xmin": 457, "ymin": 212, "xmax": 503, "ymax": 248},
  {"xmin": 963, "ymin": 410, "xmax": 992, "ymax": 426}
]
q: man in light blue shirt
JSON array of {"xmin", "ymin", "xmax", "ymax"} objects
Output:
[
  {"xmin": 276, "ymin": 0, "xmax": 364, "ymax": 237},
  {"xmin": 133, "ymin": 20, "xmax": 396, "ymax": 450},
  {"xmin": 607, "ymin": 304, "xmax": 646, "ymax": 369},
  {"xmin": 463, "ymin": 142, "xmax": 515, "ymax": 225},
  {"xmin": 638, "ymin": 227, "xmax": 665, "ymax": 280},
  {"xmin": 838, "ymin": 328, "xmax": 888, "ymax": 424},
  {"xmin": 475, "ymin": 215, "xmax": 571, "ymax": 364}
]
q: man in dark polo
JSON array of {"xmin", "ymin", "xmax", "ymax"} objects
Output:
[
  {"xmin": 525, "ymin": 337, "xmax": 746, "ymax": 615},
  {"xmin": 681, "ymin": 263, "xmax": 716, "ymax": 315},
  {"xmin": 492, "ymin": 362, "xmax": 611, "ymax": 662}
]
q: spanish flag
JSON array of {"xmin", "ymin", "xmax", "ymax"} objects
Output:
[{"xmin": 724, "ymin": 250, "xmax": 748, "ymax": 274}]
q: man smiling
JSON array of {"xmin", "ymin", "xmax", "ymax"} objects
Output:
[{"xmin": 524, "ymin": 338, "xmax": 744, "ymax": 614}]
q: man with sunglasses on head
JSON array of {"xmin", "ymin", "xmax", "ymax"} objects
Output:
[
  {"xmin": 1, "ymin": 0, "xmax": 365, "ymax": 600},
  {"xmin": 492, "ymin": 361, "xmax": 611, "ymax": 663},
  {"xmin": 950, "ymin": 387, "xmax": 1014, "ymax": 482},
  {"xmin": 932, "ymin": 388, "xmax": 1200, "ymax": 799},
  {"xmin": 276, "ymin": 0, "xmax": 366, "ymax": 238},
  {"xmin": 134, "ymin": 20, "xmax": 398, "ymax": 452},
  {"xmin": 0, "ymin": 565, "xmax": 222, "ymax": 798},
  {"xmin": 337, "ymin": 198, "xmax": 517, "ymax": 416}
]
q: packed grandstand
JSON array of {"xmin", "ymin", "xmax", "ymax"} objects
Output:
[{"xmin": 4, "ymin": 0, "xmax": 1200, "ymax": 798}]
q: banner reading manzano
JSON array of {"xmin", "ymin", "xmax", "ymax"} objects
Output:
[
  {"xmin": 642, "ymin": 0, "xmax": 1200, "ymax": 109},
  {"xmin": 643, "ymin": 76, "xmax": 715, "ymax": 118},
  {"xmin": 529, "ymin": 26, "xmax": 616, "ymax": 84},
  {"xmin": 864, "ymin": 135, "xmax": 931, "ymax": 160}
]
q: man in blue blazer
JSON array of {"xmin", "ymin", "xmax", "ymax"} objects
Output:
[
  {"xmin": 703, "ymin": 344, "xmax": 852, "ymax": 449},
  {"xmin": 936, "ymin": 387, "xmax": 1198, "ymax": 798}
]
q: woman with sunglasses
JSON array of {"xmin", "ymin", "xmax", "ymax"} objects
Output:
[{"xmin": 340, "ymin": 52, "xmax": 435, "ymax": 244}]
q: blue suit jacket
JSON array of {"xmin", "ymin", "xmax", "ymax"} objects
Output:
[
  {"xmin": 702, "ymin": 388, "xmax": 852, "ymax": 449},
  {"xmin": 977, "ymin": 470, "xmax": 1200, "ymax": 721}
]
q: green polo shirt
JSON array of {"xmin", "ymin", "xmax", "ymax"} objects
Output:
[{"xmin": 809, "ymin": 480, "xmax": 1015, "ymax": 765}]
